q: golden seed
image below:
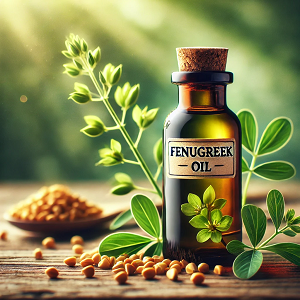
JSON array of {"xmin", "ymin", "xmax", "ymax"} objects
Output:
[
  {"xmin": 186, "ymin": 262, "xmax": 197, "ymax": 274},
  {"xmin": 214, "ymin": 265, "xmax": 225, "ymax": 276},
  {"xmin": 154, "ymin": 264, "xmax": 166, "ymax": 275},
  {"xmin": 170, "ymin": 264, "xmax": 181, "ymax": 273},
  {"xmin": 42, "ymin": 237, "xmax": 56, "ymax": 249},
  {"xmin": 116, "ymin": 255, "xmax": 126, "ymax": 262},
  {"xmin": 144, "ymin": 261, "xmax": 155, "ymax": 268},
  {"xmin": 143, "ymin": 256, "xmax": 154, "ymax": 263},
  {"xmin": 198, "ymin": 263, "xmax": 209, "ymax": 274},
  {"xmin": 169, "ymin": 260, "xmax": 181, "ymax": 268},
  {"xmin": 0, "ymin": 231, "xmax": 7, "ymax": 240},
  {"xmin": 70, "ymin": 235, "xmax": 84, "ymax": 245},
  {"xmin": 79, "ymin": 253, "xmax": 91, "ymax": 262},
  {"xmin": 82, "ymin": 265, "xmax": 95, "ymax": 278},
  {"xmin": 80, "ymin": 258, "xmax": 94, "ymax": 268},
  {"xmin": 33, "ymin": 248, "xmax": 43, "ymax": 259},
  {"xmin": 64, "ymin": 256, "xmax": 77, "ymax": 267},
  {"xmin": 112, "ymin": 267, "xmax": 125, "ymax": 274},
  {"xmin": 45, "ymin": 267, "xmax": 59, "ymax": 279},
  {"xmin": 114, "ymin": 271, "xmax": 128, "ymax": 284},
  {"xmin": 180, "ymin": 259, "xmax": 189, "ymax": 268},
  {"xmin": 132, "ymin": 259, "xmax": 144, "ymax": 268},
  {"xmin": 112, "ymin": 261, "xmax": 125, "ymax": 270},
  {"xmin": 166, "ymin": 268, "xmax": 178, "ymax": 281},
  {"xmin": 190, "ymin": 272, "xmax": 205, "ymax": 285},
  {"xmin": 162, "ymin": 259, "xmax": 171, "ymax": 266},
  {"xmin": 98, "ymin": 258, "xmax": 111, "ymax": 270},
  {"xmin": 129, "ymin": 254, "xmax": 139, "ymax": 260},
  {"xmin": 92, "ymin": 253, "xmax": 101, "ymax": 265},
  {"xmin": 101, "ymin": 254, "xmax": 109, "ymax": 261},
  {"xmin": 142, "ymin": 267, "xmax": 156, "ymax": 280},
  {"xmin": 124, "ymin": 258, "xmax": 133, "ymax": 264},
  {"xmin": 125, "ymin": 263, "xmax": 136, "ymax": 275},
  {"xmin": 72, "ymin": 244, "xmax": 84, "ymax": 254},
  {"xmin": 135, "ymin": 266, "xmax": 144, "ymax": 274},
  {"xmin": 109, "ymin": 256, "xmax": 116, "ymax": 267}
]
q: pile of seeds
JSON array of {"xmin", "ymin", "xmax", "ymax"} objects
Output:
[
  {"xmin": 9, "ymin": 184, "xmax": 102, "ymax": 222},
  {"xmin": 41, "ymin": 235, "xmax": 225, "ymax": 286}
]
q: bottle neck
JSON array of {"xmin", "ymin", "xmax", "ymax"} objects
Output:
[{"xmin": 178, "ymin": 84, "xmax": 227, "ymax": 111}]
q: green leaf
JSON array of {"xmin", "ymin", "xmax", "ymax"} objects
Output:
[
  {"xmin": 283, "ymin": 229, "xmax": 297, "ymax": 237},
  {"xmin": 237, "ymin": 109, "xmax": 258, "ymax": 154},
  {"xmin": 285, "ymin": 209, "xmax": 295, "ymax": 222},
  {"xmin": 131, "ymin": 194, "xmax": 161, "ymax": 238},
  {"xmin": 132, "ymin": 105, "xmax": 142, "ymax": 127},
  {"xmin": 196, "ymin": 229, "xmax": 212, "ymax": 243},
  {"xmin": 217, "ymin": 215, "xmax": 233, "ymax": 232},
  {"xmin": 153, "ymin": 138, "xmax": 163, "ymax": 166},
  {"xmin": 92, "ymin": 47, "xmax": 101, "ymax": 63},
  {"xmin": 211, "ymin": 230, "xmax": 222, "ymax": 243},
  {"xmin": 110, "ymin": 64, "xmax": 122, "ymax": 85},
  {"xmin": 80, "ymin": 125, "xmax": 105, "ymax": 137},
  {"xmin": 74, "ymin": 82, "xmax": 90, "ymax": 94},
  {"xmin": 181, "ymin": 203, "xmax": 197, "ymax": 217},
  {"xmin": 233, "ymin": 250, "xmax": 263, "ymax": 279},
  {"xmin": 211, "ymin": 209, "xmax": 222, "ymax": 223},
  {"xmin": 141, "ymin": 108, "xmax": 159, "ymax": 128},
  {"xmin": 200, "ymin": 208, "xmax": 208, "ymax": 218},
  {"xmin": 96, "ymin": 157, "xmax": 121, "ymax": 166},
  {"xmin": 257, "ymin": 117, "xmax": 293, "ymax": 156},
  {"xmin": 115, "ymin": 173, "xmax": 133, "ymax": 184},
  {"xmin": 84, "ymin": 115, "xmax": 104, "ymax": 127},
  {"xmin": 99, "ymin": 232, "xmax": 152, "ymax": 257},
  {"xmin": 110, "ymin": 184, "xmax": 135, "ymax": 195},
  {"xmin": 188, "ymin": 193, "xmax": 202, "ymax": 209},
  {"xmin": 110, "ymin": 139, "xmax": 122, "ymax": 153},
  {"xmin": 203, "ymin": 185, "xmax": 215, "ymax": 205},
  {"xmin": 291, "ymin": 216, "xmax": 300, "ymax": 225},
  {"xmin": 253, "ymin": 161, "xmax": 296, "ymax": 181},
  {"xmin": 211, "ymin": 198, "xmax": 227, "ymax": 210},
  {"xmin": 290, "ymin": 225, "xmax": 300, "ymax": 233},
  {"xmin": 242, "ymin": 204, "xmax": 267, "ymax": 247},
  {"xmin": 189, "ymin": 215, "xmax": 209, "ymax": 229},
  {"xmin": 144, "ymin": 242, "xmax": 163, "ymax": 257},
  {"xmin": 109, "ymin": 209, "xmax": 132, "ymax": 230},
  {"xmin": 227, "ymin": 240, "xmax": 252, "ymax": 255},
  {"xmin": 261, "ymin": 243, "xmax": 300, "ymax": 266},
  {"xmin": 69, "ymin": 92, "xmax": 90, "ymax": 104},
  {"xmin": 266, "ymin": 189, "xmax": 284, "ymax": 231},
  {"xmin": 242, "ymin": 157, "xmax": 250, "ymax": 172},
  {"xmin": 124, "ymin": 84, "xmax": 140, "ymax": 108}
]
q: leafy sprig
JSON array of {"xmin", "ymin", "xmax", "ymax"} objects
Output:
[
  {"xmin": 99, "ymin": 194, "xmax": 162, "ymax": 256},
  {"xmin": 181, "ymin": 185, "xmax": 233, "ymax": 244},
  {"xmin": 238, "ymin": 109, "xmax": 296, "ymax": 206},
  {"xmin": 62, "ymin": 34, "xmax": 162, "ymax": 228},
  {"xmin": 227, "ymin": 189, "xmax": 300, "ymax": 279}
]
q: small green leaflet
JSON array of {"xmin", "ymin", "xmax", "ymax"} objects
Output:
[
  {"xmin": 109, "ymin": 209, "xmax": 132, "ymax": 230},
  {"xmin": 227, "ymin": 240, "xmax": 252, "ymax": 255},
  {"xmin": 233, "ymin": 250, "xmax": 263, "ymax": 279},
  {"xmin": 131, "ymin": 194, "xmax": 161, "ymax": 238},
  {"xmin": 266, "ymin": 189, "xmax": 284, "ymax": 231},
  {"xmin": 144, "ymin": 242, "xmax": 163, "ymax": 257}
]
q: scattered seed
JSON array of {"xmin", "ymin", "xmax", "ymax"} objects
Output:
[
  {"xmin": 79, "ymin": 253, "xmax": 91, "ymax": 261},
  {"xmin": 198, "ymin": 263, "xmax": 209, "ymax": 274},
  {"xmin": 125, "ymin": 263, "xmax": 136, "ymax": 275},
  {"xmin": 42, "ymin": 237, "xmax": 56, "ymax": 249},
  {"xmin": 92, "ymin": 253, "xmax": 101, "ymax": 265},
  {"xmin": 33, "ymin": 248, "xmax": 43, "ymax": 259},
  {"xmin": 70, "ymin": 235, "xmax": 84, "ymax": 245},
  {"xmin": 0, "ymin": 231, "xmax": 7, "ymax": 240},
  {"xmin": 186, "ymin": 262, "xmax": 197, "ymax": 274},
  {"xmin": 80, "ymin": 258, "xmax": 94, "ymax": 268},
  {"xmin": 98, "ymin": 258, "xmax": 111, "ymax": 270},
  {"xmin": 112, "ymin": 267, "xmax": 125, "ymax": 274},
  {"xmin": 169, "ymin": 260, "xmax": 181, "ymax": 268},
  {"xmin": 82, "ymin": 265, "xmax": 95, "ymax": 278},
  {"xmin": 114, "ymin": 271, "xmax": 128, "ymax": 284},
  {"xmin": 72, "ymin": 244, "xmax": 84, "ymax": 254},
  {"xmin": 166, "ymin": 268, "xmax": 178, "ymax": 281},
  {"xmin": 45, "ymin": 267, "xmax": 59, "ymax": 279},
  {"xmin": 170, "ymin": 264, "xmax": 181, "ymax": 273},
  {"xmin": 64, "ymin": 256, "xmax": 77, "ymax": 267},
  {"xmin": 112, "ymin": 261, "xmax": 125, "ymax": 270},
  {"xmin": 144, "ymin": 261, "xmax": 155, "ymax": 268},
  {"xmin": 190, "ymin": 272, "xmax": 205, "ymax": 285},
  {"xmin": 214, "ymin": 265, "xmax": 225, "ymax": 276},
  {"xmin": 142, "ymin": 267, "xmax": 156, "ymax": 280},
  {"xmin": 162, "ymin": 259, "xmax": 171, "ymax": 266},
  {"xmin": 135, "ymin": 266, "xmax": 144, "ymax": 274}
]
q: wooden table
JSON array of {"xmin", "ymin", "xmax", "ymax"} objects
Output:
[{"xmin": 1, "ymin": 181, "xmax": 300, "ymax": 300}]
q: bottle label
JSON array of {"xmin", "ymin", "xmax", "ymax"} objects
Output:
[{"xmin": 167, "ymin": 138, "xmax": 236, "ymax": 179}]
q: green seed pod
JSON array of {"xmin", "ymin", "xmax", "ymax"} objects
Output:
[
  {"xmin": 88, "ymin": 51, "xmax": 95, "ymax": 68},
  {"xmin": 110, "ymin": 184, "xmax": 135, "ymax": 195},
  {"xmin": 81, "ymin": 39, "xmax": 88, "ymax": 53},
  {"xmin": 84, "ymin": 115, "xmax": 105, "ymax": 128},
  {"xmin": 68, "ymin": 92, "xmax": 91, "ymax": 104},
  {"xmin": 153, "ymin": 138, "xmax": 162, "ymax": 166},
  {"xmin": 141, "ymin": 108, "xmax": 159, "ymax": 128},
  {"xmin": 67, "ymin": 42, "xmax": 80, "ymax": 57},
  {"xmin": 73, "ymin": 60, "xmax": 83, "ymax": 70},
  {"xmin": 132, "ymin": 105, "xmax": 142, "ymax": 128},
  {"xmin": 114, "ymin": 86, "xmax": 125, "ymax": 107},
  {"xmin": 74, "ymin": 82, "xmax": 90, "ymax": 94},
  {"xmin": 110, "ymin": 64, "xmax": 122, "ymax": 85},
  {"xmin": 80, "ymin": 125, "xmax": 105, "ymax": 137},
  {"xmin": 124, "ymin": 84, "xmax": 140, "ymax": 108},
  {"xmin": 62, "ymin": 50, "xmax": 73, "ymax": 59},
  {"xmin": 99, "ymin": 71, "xmax": 106, "ymax": 85},
  {"xmin": 92, "ymin": 47, "xmax": 101, "ymax": 63},
  {"xmin": 96, "ymin": 157, "xmax": 121, "ymax": 166},
  {"xmin": 63, "ymin": 64, "xmax": 81, "ymax": 77}
]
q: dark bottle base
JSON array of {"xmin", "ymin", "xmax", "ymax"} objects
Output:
[{"xmin": 164, "ymin": 243, "xmax": 237, "ymax": 267}]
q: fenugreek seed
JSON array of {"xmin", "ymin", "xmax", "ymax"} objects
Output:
[
  {"xmin": 82, "ymin": 265, "xmax": 95, "ymax": 278},
  {"xmin": 170, "ymin": 264, "xmax": 181, "ymax": 273},
  {"xmin": 142, "ymin": 267, "xmax": 156, "ymax": 280},
  {"xmin": 33, "ymin": 248, "xmax": 43, "ymax": 259},
  {"xmin": 112, "ymin": 261, "xmax": 125, "ymax": 270},
  {"xmin": 169, "ymin": 260, "xmax": 181, "ymax": 268},
  {"xmin": 132, "ymin": 259, "xmax": 144, "ymax": 268},
  {"xmin": 154, "ymin": 264, "xmax": 165, "ymax": 275},
  {"xmin": 135, "ymin": 266, "xmax": 144, "ymax": 274},
  {"xmin": 109, "ymin": 256, "xmax": 116, "ymax": 267},
  {"xmin": 157, "ymin": 262, "xmax": 167, "ymax": 270},
  {"xmin": 186, "ymin": 262, "xmax": 197, "ymax": 274},
  {"xmin": 42, "ymin": 237, "xmax": 56, "ymax": 249},
  {"xmin": 112, "ymin": 267, "xmax": 125, "ymax": 274},
  {"xmin": 129, "ymin": 254, "xmax": 139, "ymax": 260},
  {"xmin": 198, "ymin": 263, "xmax": 209, "ymax": 274},
  {"xmin": 92, "ymin": 253, "xmax": 101, "ymax": 265},
  {"xmin": 79, "ymin": 253, "xmax": 91, "ymax": 261},
  {"xmin": 98, "ymin": 258, "xmax": 111, "ymax": 270},
  {"xmin": 190, "ymin": 272, "xmax": 205, "ymax": 285},
  {"xmin": 116, "ymin": 255, "xmax": 126, "ymax": 262},
  {"xmin": 80, "ymin": 258, "xmax": 94, "ymax": 268},
  {"xmin": 166, "ymin": 268, "xmax": 178, "ymax": 281},
  {"xmin": 144, "ymin": 261, "xmax": 155, "ymax": 268},
  {"xmin": 64, "ymin": 256, "xmax": 77, "ymax": 267},
  {"xmin": 114, "ymin": 271, "xmax": 128, "ymax": 284},
  {"xmin": 72, "ymin": 244, "xmax": 84, "ymax": 254},
  {"xmin": 0, "ymin": 231, "xmax": 7, "ymax": 240},
  {"xmin": 70, "ymin": 235, "xmax": 84, "ymax": 245},
  {"xmin": 180, "ymin": 259, "xmax": 189, "ymax": 268},
  {"xmin": 162, "ymin": 259, "xmax": 171, "ymax": 266},
  {"xmin": 143, "ymin": 256, "xmax": 154, "ymax": 263},
  {"xmin": 124, "ymin": 258, "xmax": 133, "ymax": 264},
  {"xmin": 153, "ymin": 257, "xmax": 163, "ymax": 264},
  {"xmin": 125, "ymin": 263, "xmax": 136, "ymax": 275},
  {"xmin": 100, "ymin": 254, "xmax": 109, "ymax": 261},
  {"xmin": 214, "ymin": 265, "xmax": 225, "ymax": 276},
  {"xmin": 45, "ymin": 267, "xmax": 59, "ymax": 279}
]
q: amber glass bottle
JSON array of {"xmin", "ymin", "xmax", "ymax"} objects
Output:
[{"xmin": 163, "ymin": 48, "xmax": 241, "ymax": 265}]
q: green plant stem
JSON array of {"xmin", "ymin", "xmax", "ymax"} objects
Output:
[
  {"xmin": 82, "ymin": 58, "xmax": 162, "ymax": 199},
  {"xmin": 121, "ymin": 108, "xmax": 127, "ymax": 125},
  {"xmin": 134, "ymin": 185, "xmax": 157, "ymax": 194},
  {"xmin": 154, "ymin": 164, "xmax": 162, "ymax": 182},
  {"xmin": 257, "ymin": 225, "xmax": 288, "ymax": 249},
  {"xmin": 123, "ymin": 159, "xmax": 140, "ymax": 165},
  {"xmin": 242, "ymin": 154, "xmax": 257, "ymax": 207},
  {"xmin": 135, "ymin": 129, "xmax": 143, "ymax": 148}
]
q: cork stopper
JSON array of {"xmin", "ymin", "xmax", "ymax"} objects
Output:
[{"xmin": 176, "ymin": 47, "xmax": 228, "ymax": 72}]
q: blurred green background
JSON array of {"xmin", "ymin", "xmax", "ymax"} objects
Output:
[{"xmin": 1, "ymin": 0, "xmax": 299, "ymax": 183}]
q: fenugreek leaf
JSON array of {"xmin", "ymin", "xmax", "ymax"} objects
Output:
[
  {"xmin": 188, "ymin": 193, "xmax": 201, "ymax": 209},
  {"xmin": 114, "ymin": 173, "xmax": 133, "ymax": 185},
  {"xmin": 253, "ymin": 161, "xmax": 296, "ymax": 181},
  {"xmin": 282, "ymin": 229, "xmax": 297, "ymax": 237},
  {"xmin": 144, "ymin": 242, "xmax": 163, "ymax": 257},
  {"xmin": 266, "ymin": 189, "xmax": 284, "ymax": 231},
  {"xmin": 203, "ymin": 185, "xmax": 215, "ymax": 205},
  {"xmin": 99, "ymin": 232, "xmax": 152, "ymax": 257},
  {"xmin": 226, "ymin": 240, "xmax": 252, "ymax": 255},
  {"xmin": 196, "ymin": 229, "xmax": 211, "ymax": 243},
  {"xmin": 257, "ymin": 117, "xmax": 293, "ymax": 156},
  {"xmin": 233, "ymin": 250, "xmax": 263, "ymax": 279},
  {"xmin": 110, "ymin": 184, "xmax": 135, "ymax": 195},
  {"xmin": 109, "ymin": 209, "xmax": 132, "ymax": 230},
  {"xmin": 211, "ymin": 230, "xmax": 222, "ymax": 243},
  {"xmin": 217, "ymin": 215, "xmax": 233, "ymax": 232},
  {"xmin": 285, "ymin": 209, "xmax": 295, "ymax": 223},
  {"xmin": 237, "ymin": 109, "xmax": 258, "ymax": 154},
  {"xmin": 261, "ymin": 243, "xmax": 300, "ymax": 266},
  {"xmin": 290, "ymin": 225, "xmax": 300, "ymax": 233},
  {"xmin": 211, "ymin": 198, "xmax": 227, "ymax": 210},
  {"xmin": 291, "ymin": 216, "xmax": 300, "ymax": 225},
  {"xmin": 189, "ymin": 215, "xmax": 209, "ymax": 229},
  {"xmin": 242, "ymin": 205, "xmax": 266, "ymax": 247},
  {"xmin": 131, "ymin": 194, "xmax": 161, "ymax": 238},
  {"xmin": 211, "ymin": 209, "xmax": 222, "ymax": 223},
  {"xmin": 242, "ymin": 157, "xmax": 250, "ymax": 172},
  {"xmin": 181, "ymin": 203, "xmax": 197, "ymax": 217}
]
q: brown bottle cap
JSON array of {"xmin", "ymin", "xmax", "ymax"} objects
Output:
[{"xmin": 176, "ymin": 47, "xmax": 228, "ymax": 72}]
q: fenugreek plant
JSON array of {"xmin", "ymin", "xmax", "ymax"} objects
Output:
[
  {"xmin": 62, "ymin": 34, "xmax": 162, "ymax": 228},
  {"xmin": 238, "ymin": 109, "xmax": 296, "ymax": 206}
]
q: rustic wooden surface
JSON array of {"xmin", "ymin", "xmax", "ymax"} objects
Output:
[{"xmin": 1, "ymin": 181, "xmax": 300, "ymax": 300}]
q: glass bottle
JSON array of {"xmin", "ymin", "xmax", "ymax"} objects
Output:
[{"xmin": 163, "ymin": 49, "xmax": 242, "ymax": 265}]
